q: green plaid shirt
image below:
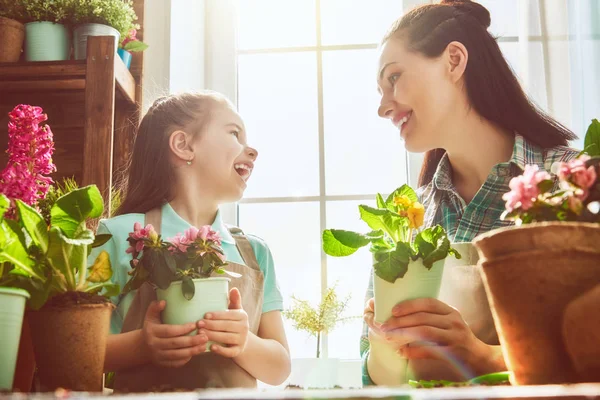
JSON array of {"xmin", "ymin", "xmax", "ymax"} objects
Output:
[{"xmin": 360, "ymin": 134, "xmax": 579, "ymax": 385}]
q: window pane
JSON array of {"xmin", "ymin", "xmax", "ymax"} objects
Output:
[
  {"xmin": 320, "ymin": 0, "xmax": 404, "ymax": 46},
  {"xmin": 323, "ymin": 49, "xmax": 407, "ymax": 196},
  {"xmin": 325, "ymin": 199, "xmax": 377, "ymax": 360},
  {"xmin": 238, "ymin": 53, "xmax": 320, "ymax": 198},
  {"xmin": 478, "ymin": 0, "xmax": 520, "ymax": 37},
  {"xmin": 237, "ymin": 0, "xmax": 316, "ymax": 50},
  {"xmin": 238, "ymin": 202, "xmax": 322, "ymax": 359}
]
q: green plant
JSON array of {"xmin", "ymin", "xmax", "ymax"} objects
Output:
[
  {"xmin": 0, "ymin": 185, "xmax": 118, "ymax": 309},
  {"xmin": 322, "ymin": 184, "xmax": 460, "ymax": 284},
  {"xmin": 67, "ymin": 0, "xmax": 139, "ymax": 38},
  {"xmin": 19, "ymin": 0, "xmax": 71, "ymax": 24},
  {"xmin": 283, "ymin": 286, "xmax": 353, "ymax": 358},
  {"xmin": 0, "ymin": 0, "xmax": 26, "ymax": 21},
  {"xmin": 38, "ymin": 177, "xmax": 79, "ymax": 225}
]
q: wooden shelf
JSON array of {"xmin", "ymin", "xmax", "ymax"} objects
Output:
[
  {"xmin": 0, "ymin": 35, "xmax": 143, "ymax": 215},
  {"xmin": 0, "ymin": 55, "xmax": 136, "ymax": 105}
]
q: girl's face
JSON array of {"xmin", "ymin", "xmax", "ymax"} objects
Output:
[
  {"xmin": 190, "ymin": 103, "xmax": 258, "ymax": 203},
  {"xmin": 377, "ymin": 38, "xmax": 462, "ymax": 153}
]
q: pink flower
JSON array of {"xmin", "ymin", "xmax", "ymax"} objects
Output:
[
  {"xmin": 184, "ymin": 226, "xmax": 199, "ymax": 242},
  {"xmin": 557, "ymin": 156, "xmax": 597, "ymax": 200},
  {"xmin": 122, "ymin": 29, "xmax": 137, "ymax": 47},
  {"xmin": 0, "ymin": 105, "xmax": 56, "ymax": 215},
  {"xmin": 196, "ymin": 225, "xmax": 222, "ymax": 245},
  {"xmin": 503, "ymin": 165, "xmax": 551, "ymax": 212},
  {"xmin": 168, "ymin": 233, "xmax": 192, "ymax": 253},
  {"xmin": 129, "ymin": 222, "xmax": 154, "ymax": 240}
]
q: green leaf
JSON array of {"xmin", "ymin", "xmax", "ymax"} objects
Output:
[
  {"xmin": 537, "ymin": 179, "xmax": 554, "ymax": 194},
  {"xmin": 87, "ymin": 250, "xmax": 112, "ymax": 283},
  {"xmin": 123, "ymin": 40, "xmax": 149, "ymax": 52},
  {"xmin": 46, "ymin": 227, "xmax": 79, "ymax": 290},
  {"xmin": 148, "ymin": 250, "xmax": 173, "ymax": 290},
  {"xmin": 91, "ymin": 234, "xmax": 112, "ymax": 248},
  {"xmin": 84, "ymin": 282, "xmax": 120, "ymax": 297},
  {"xmin": 584, "ymin": 119, "xmax": 600, "ymax": 157},
  {"xmin": 222, "ymin": 269, "xmax": 242, "ymax": 278},
  {"xmin": 416, "ymin": 226, "xmax": 451, "ymax": 269},
  {"xmin": 15, "ymin": 200, "xmax": 49, "ymax": 253},
  {"xmin": 359, "ymin": 205, "xmax": 403, "ymax": 241},
  {"xmin": 0, "ymin": 194, "xmax": 10, "ymax": 219},
  {"xmin": 322, "ymin": 229, "xmax": 371, "ymax": 257},
  {"xmin": 0, "ymin": 219, "xmax": 43, "ymax": 281},
  {"xmin": 385, "ymin": 185, "xmax": 418, "ymax": 208},
  {"xmin": 372, "ymin": 243, "xmax": 413, "ymax": 283},
  {"xmin": 50, "ymin": 185, "xmax": 104, "ymax": 237},
  {"xmin": 376, "ymin": 193, "xmax": 386, "ymax": 209},
  {"xmin": 181, "ymin": 275, "xmax": 195, "ymax": 300},
  {"xmin": 162, "ymin": 250, "xmax": 177, "ymax": 275}
]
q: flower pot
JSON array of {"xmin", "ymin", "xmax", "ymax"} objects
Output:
[
  {"xmin": 473, "ymin": 222, "xmax": 600, "ymax": 385},
  {"xmin": 0, "ymin": 288, "xmax": 30, "ymax": 391},
  {"xmin": 369, "ymin": 258, "xmax": 444, "ymax": 385},
  {"xmin": 27, "ymin": 300, "xmax": 114, "ymax": 392},
  {"xmin": 117, "ymin": 48, "xmax": 132, "ymax": 69},
  {"xmin": 0, "ymin": 16, "xmax": 25, "ymax": 62},
  {"xmin": 156, "ymin": 277, "xmax": 230, "ymax": 343},
  {"xmin": 12, "ymin": 318, "xmax": 35, "ymax": 393},
  {"xmin": 24, "ymin": 22, "xmax": 70, "ymax": 61},
  {"xmin": 562, "ymin": 283, "xmax": 600, "ymax": 382},
  {"xmin": 73, "ymin": 23, "xmax": 120, "ymax": 60},
  {"xmin": 289, "ymin": 358, "xmax": 339, "ymax": 389}
]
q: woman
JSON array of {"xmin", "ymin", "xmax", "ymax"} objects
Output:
[{"xmin": 361, "ymin": 0, "xmax": 579, "ymax": 385}]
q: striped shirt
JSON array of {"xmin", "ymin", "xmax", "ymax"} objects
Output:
[{"xmin": 360, "ymin": 134, "xmax": 579, "ymax": 385}]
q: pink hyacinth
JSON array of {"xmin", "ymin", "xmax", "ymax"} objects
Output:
[
  {"xmin": 0, "ymin": 105, "xmax": 56, "ymax": 213},
  {"xmin": 503, "ymin": 165, "xmax": 551, "ymax": 212}
]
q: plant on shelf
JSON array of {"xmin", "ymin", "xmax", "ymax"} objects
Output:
[{"xmin": 67, "ymin": 0, "xmax": 140, "ymax": 39}]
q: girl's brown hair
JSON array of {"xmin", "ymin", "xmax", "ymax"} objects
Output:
[
  {"xmin": 383, "ymin": 0, "xmax": 576, "ymax": 187},
  {"xmin": 116, "ymin": 91, "xmax": 227, "ymax": 215}
]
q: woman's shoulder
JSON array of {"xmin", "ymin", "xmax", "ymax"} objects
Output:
[
  {"xmin": 542, "ymin": 145, "xmax": 580, "ymax": 171},
  {"xmin": 97, "ymin": 212, "xmax": 144, "ymax": 237}
]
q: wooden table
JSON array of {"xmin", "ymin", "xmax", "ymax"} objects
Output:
[{"xmin": 2, "ymin": 384, "xmax": 600, "ymax": 400}]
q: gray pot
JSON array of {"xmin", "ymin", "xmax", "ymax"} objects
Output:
[{"xmin": 73, "ymin": 23, "xmax": 120, "ymax": 60}]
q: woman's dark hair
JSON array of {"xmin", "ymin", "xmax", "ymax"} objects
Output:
[
  {"xmin": 116, "ymin": 91, "xmax": 227, "ymax": 215},
  {"xmin": 382, "ymin": 0, "xmax": 577, "ymax": 187}
]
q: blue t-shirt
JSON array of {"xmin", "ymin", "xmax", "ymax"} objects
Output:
[{"xmin": 88, "ymin": 203, "xmax": 284, "ymax": 334}]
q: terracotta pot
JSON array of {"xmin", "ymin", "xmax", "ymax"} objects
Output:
[
  {"xmin": 0, "ymin": 16, "xmax": 25, "ymax": 62},
  {"xmin": 12, "ymin": 318, "xmax": 35, "ymax": 392},
  {"xmin": 27, "ymin": 302, "xmax": 114, "ymax": 392},
  {"xmin": 473, "ymin": 222, "xmax": 600, "ymax": 385},
  {"xmin": 563, "ymin": 283, "xmax": 600, "ymax": 382}
]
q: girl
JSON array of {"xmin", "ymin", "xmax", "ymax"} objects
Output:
[
  {"xmin": 361, "ymin": 0, "xmax": 579, "ymax": 385},
  {"xmin": 91, "ymin": 91, "xmax": 291, "ymax": 391}
]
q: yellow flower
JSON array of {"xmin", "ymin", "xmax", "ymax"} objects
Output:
[
  {"xmin": 393, "ymin": 195, "xmax": 413, "ymax": 209},
  {"xmin": 407, "ymin": 202, "xmax": 425, "ymax": 229}
]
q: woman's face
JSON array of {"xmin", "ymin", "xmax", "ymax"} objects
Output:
[{"xmin": 377, "ymin": 38, "xmax": 462, "ymax": 153}]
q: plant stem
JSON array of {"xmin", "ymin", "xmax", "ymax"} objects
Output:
[{"xmin": 316, "ymin": 332, "xmax": 321, "ymax": 359}]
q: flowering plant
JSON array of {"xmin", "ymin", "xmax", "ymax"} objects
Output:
[
  {"xmin": 0, "ymin": 105, "xmax": 56, "ymax": 218},
  {"xmin": 322, "ymin": 185, "xmax": 460, "ymax": 283},
  {"xmin": 66, "ymin": 0, "xmax": 139, "ymax": 39},
  {"xmin": 119, "ymin": 29, "xmax": 148, "ymax": 52},
  {"xmin": 122, "ymin": 223, "xmax": 241, "ymax": 300},
  {"xmin": 502, "ymin": 119, "xmax": 600, "ymax": 224}
]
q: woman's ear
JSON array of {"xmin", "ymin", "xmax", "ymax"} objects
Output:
[
  {"xmin": 445, "ymin": 41, "xmax": 469, "ymax": 83},
  {"xmin": 169, "ymin": 130, "xmax": 194, "ymax": 163}
]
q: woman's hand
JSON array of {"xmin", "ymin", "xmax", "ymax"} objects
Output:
[
  {"xmin": 365, "ymin": 297, "xmax": 502, "ymax": 375},
  {"xmin": 142, "ymin": 300, "xmax": 208, "ymax": 368},
  {"xmin": 198, "ymin": 287, "xmax": 250, "ymax": 358}
]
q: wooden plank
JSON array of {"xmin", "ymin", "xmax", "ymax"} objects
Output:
[
  {"xmin": 82, "ymin": 36, "xmax": 116, "ymax": 215},
  {"xmin": 0, "ymin": 61, "xmax": 86, "ymax": 79},
  {"xmin": 0, "ymin": 79, "xmax": 85, "ymax": 92},
  {"xmin": 114, "ymin": 55, "xmax": 136, "ymax": 105}
]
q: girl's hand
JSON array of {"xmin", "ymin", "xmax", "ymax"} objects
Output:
[
  {"xmin": 379, "ymin": 298, "xmax": 499, "ymax": 375},
  {"xmin": 199, "ymin": 287, "xmax": 249, "ymax": 358},
  {"xmin": 142, "ymin": 300, "xmax": 208, "ymax": 368}
]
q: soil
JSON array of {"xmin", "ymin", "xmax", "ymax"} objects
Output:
[{"xmin": 44, "ymin": 291, "xmax": 110, "ymax": 308}]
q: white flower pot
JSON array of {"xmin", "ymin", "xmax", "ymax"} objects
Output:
[
  {"xmin": 370, "ymin": 257, "xmax": 444, "ymax": 385},
  {"xmin": 289, "ymin": 358, "xmax": 339, "ymax": 389}
]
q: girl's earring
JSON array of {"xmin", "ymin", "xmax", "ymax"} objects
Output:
[{"xmin": 187, "ymin": 158, "xmax": 193, "ymax": 166}]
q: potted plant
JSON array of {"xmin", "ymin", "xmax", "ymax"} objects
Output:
[
  {"xmin": 122, "ymin": 223, "xmax": 240, "ymax": 340},
  {"xmin": 0, "ymin": 1, "xmax": 26, "ymax": 62},
  {"xmin": 473, "ymin": 119, "xmax": 600, "ymax": 385},
  {"xmin": 0, "ymin": 105, "xmax": 117, "ymax": 392},
  {"xmin": 117, "ymin": 28, "xmax": 147, "ymax": 69},
  {"xmin": 322, "ymin": 184, "xmax": 459, "ymax": 384},
  {"xmin": 69, "ymin": 0, "xmax": 140, "ymax": 60},
  {"xmin": 21, "ymin": 0, "xmax": 70, "ymax": 61},
  {"xmin": 283, "ymin": 285, "xmax": 353, "ymax": 389}
]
